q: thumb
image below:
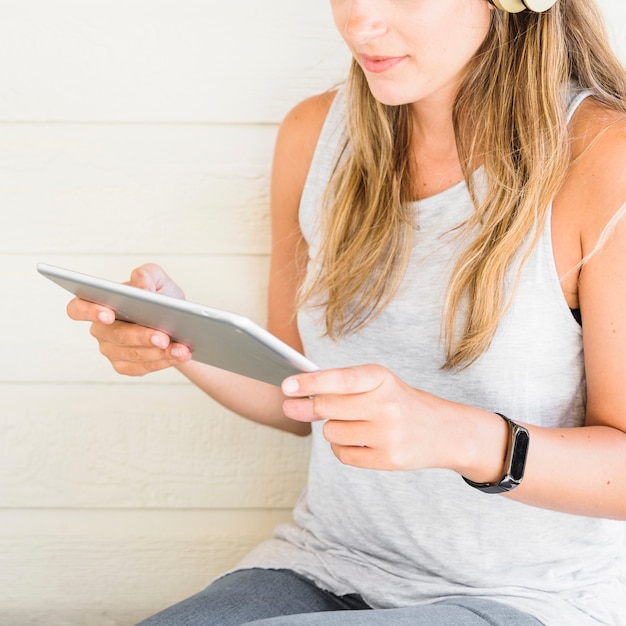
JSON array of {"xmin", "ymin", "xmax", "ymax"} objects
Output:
[{"xmin": 128, "ymin": 264, "xmax": 185, "ymax": 299}]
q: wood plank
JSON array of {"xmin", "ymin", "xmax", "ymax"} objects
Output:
[
  {"xmin": 596, "ymin": 0, "xmax": 626, "ymax": 61},
  {"xmin": 0, "ymin": 124, "xmax": 277, "ymax": 255},
  {"xmin": 0, "ymin": 0, "xmax": 349, "ymax": 123},
  {"xmin": 0, "ymin": 508, "xmax": 294, "ymax": 626},
  {"xmin": 0, "ymin": 382, "xmax": 310, "ymax": 509}
]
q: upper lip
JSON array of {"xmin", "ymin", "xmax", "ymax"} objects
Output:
[{"xmin": 360, "ymin": 53, "xmax": 404, "ymax": 62}]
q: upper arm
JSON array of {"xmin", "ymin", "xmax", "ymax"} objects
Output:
[
  {"xmin": 573, "ymin": 106, "xmax": 626, "ymax": 430},
  {"xmin": 267, "ymin": 91, "xmax": 336, "ymax": 351}
]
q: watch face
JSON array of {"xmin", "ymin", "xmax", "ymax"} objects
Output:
[
  {"xmin": 510, "ymin": 428, "xmax": 530, "ymax": 481},
  {"xmin": 462, "ymin": 416, "xmax": 530, "ymax": 493}
]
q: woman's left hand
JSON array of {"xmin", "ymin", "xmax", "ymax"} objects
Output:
[{"xmin": 281, "ymin": 364, "xmax": 462, "ymax": 472}]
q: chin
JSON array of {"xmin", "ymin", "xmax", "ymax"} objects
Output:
[
  {"xmin": 367, "ymin": 89, "xmax": 415, "ymax": 107},
  {"xmin": 364, "ymin": 80, "xmax": 420, "ymax": 108}
]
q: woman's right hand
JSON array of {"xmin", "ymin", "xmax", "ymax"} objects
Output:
[{"xmin": 66, "ymin": 263, "xmax": 192, "ymax": 376}]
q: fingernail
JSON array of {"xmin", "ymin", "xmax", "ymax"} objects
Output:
[
  {"xmin": 171, "ymin": 345, "xmax": 187, "ymax": 358},
  {"xmin": 151, "ymin": 334, "xmax": 168, "ymax": 349},
  {"xmin": 282, "ymin": 378, "xmax": 300, "ymax": 395},
  {"xmin": 98, "ymin": 311, "xmax": 113, "ymax": 323}
]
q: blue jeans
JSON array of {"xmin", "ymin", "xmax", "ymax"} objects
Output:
[{"xmin": 135, "ymin": 568, "xmax": 544, "ymax": 626}]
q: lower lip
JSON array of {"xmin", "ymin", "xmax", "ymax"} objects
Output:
[{"xmin": 360, "ymin": 55, "xmax": 406, "ymax": 74}]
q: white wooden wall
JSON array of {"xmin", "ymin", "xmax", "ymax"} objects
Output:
[
  {"xmin": 0, "ymin": 2, "xmax": 348, "ymax": 624},
  {"xmin": 0, "ymin": 2, "xmax": 623, "ymax": 625}
]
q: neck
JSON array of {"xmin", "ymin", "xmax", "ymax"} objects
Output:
[
  {"xmin": 408, "ymin": 102, "xmax": 464, "ymax": 200},
  {"xmin": 410, "ymin": 99, "xmax": 458, "ymax": 161}
]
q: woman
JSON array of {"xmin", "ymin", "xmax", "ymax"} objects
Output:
[{"xmin": 67, "ymin": 0, "xmax": 626, "ymax": 624}]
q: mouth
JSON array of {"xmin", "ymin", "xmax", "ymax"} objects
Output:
[{"xmin": 359, "ymin": 53, "xmax": 407, "ymax": 74}]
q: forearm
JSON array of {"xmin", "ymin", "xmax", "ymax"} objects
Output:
[
  {"xmin": 177, "ymin": 360, "xmax": 311, "ymax": 436},
  {"xmin": 506, "ymin": 423, "xmax": 626, "ymax": 519},
  {"xmin": 457, "ymin": 404, "xmax": 626, "ymax": 519}
]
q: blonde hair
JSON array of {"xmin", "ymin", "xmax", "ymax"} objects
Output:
[{"xmin": 300, "ymin": 0, "xmax": 626, "ymax": 369}]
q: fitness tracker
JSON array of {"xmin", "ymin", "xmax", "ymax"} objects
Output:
[{"xmin": 463, "ymin": 413, "xmax": 530, "ymax": 493}]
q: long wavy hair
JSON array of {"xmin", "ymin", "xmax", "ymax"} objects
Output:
[{"xmin": 299, "ymin": 0, "xmax": 626, "ymax": 369}]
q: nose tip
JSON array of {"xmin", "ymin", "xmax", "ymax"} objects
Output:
[{"xmin": 345, "ymin": 14, "xmax": 388, "ymax": 46}]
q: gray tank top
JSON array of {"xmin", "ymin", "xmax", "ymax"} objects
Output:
[{"xmin": 235, "ymin": 87, "xmax": 626, "ymax": 625}]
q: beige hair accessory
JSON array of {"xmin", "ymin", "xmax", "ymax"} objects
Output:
[{"xmin": 490, "ymin": 0, "xmax": 557, "ymax": 13}]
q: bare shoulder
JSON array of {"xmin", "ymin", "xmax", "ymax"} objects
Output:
[
  {"xmin": 267, "ymin": 90, "xmax": 337, "ymax": 351},
  {"xmin": 280, "ymin": 90, "xmax": 338, "ymax": 135},
  {"xmin": 569, "ymin": 97, "xmax": 626, "ymax": 155},
  {"xmin": 270, "ymin": 89, "xmax": 338, "ymax": 222},
  {"xmin": 274, "ymin": 90, "xmax": 338, "ymax": 166},
  {"xmin": 552, "ymin": 98, "xmax": 626, "ymax": 307},
  {"xmin": 568, "ymin": 100, "xmax": 626, "ymax": 428},
  {"xmin": 567, "ymin": 98, "xmax": 626, "ymax": 248}
]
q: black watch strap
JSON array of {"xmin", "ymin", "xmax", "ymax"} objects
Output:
[{"xmin": 462, "ymin": 413, "xmax": 530, "ymax": 494}]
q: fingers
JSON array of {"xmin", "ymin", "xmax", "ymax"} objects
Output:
[
  {"xmin": 281, "ymin": 364, "xmax": 423, "ymax": 471},
  {"xmin": 128, "ymin": 264, "xmax": 161, "ymax": 291},
  {"xmin": 65, "ymin": 265, "xmax": 189, "ymax": 376},
  {"xmin": 128, "ymin": 264, "xmax": 185, "ymax": 299},
  {"xmin": 67, "ymin": 295, "xmax": 188, "ymax": 358},
  {"xmin": 103, "ymin": 345, "xmax": 191, "ymax": 376},
  {"xmin": 281, "ymin": 366, "xmax": 460, "ymax": 472},
  {"xmin": 90, "ymin": 320, "xmax": 191, "ymax": 376},
  {"xmin": 281, "ymin": 364, "xmax": 388, "ymax": 423},
  {"xmin": 89, "ymin": 317, "xmax": 173, "ymax": 351},
  {"xmin": 66, "ymin": 263, "xmax": 180, "ymax": 324},
  {"xmin": 282, "ymin": 364, "xmax": 386, "ymax": 398},
  {"xmin": 67, "ymin": 296, "xmax": 115, "ymax": 324},
  {"xmin": 67, "ymin": 299, "xmax": 191, "ymax": 377},
  {"xmin": 282, "ymin": 392, "xmax": 367, "ymax": 423}
]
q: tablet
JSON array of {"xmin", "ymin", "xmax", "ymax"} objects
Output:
[{"xmin": 37, "ymin": 262, "xmax": 319, "ymax": 386}]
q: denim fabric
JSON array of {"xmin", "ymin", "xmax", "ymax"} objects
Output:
[{"xmin": 135, "ymin": 568, "xmax": 543, "ymax": 626}]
